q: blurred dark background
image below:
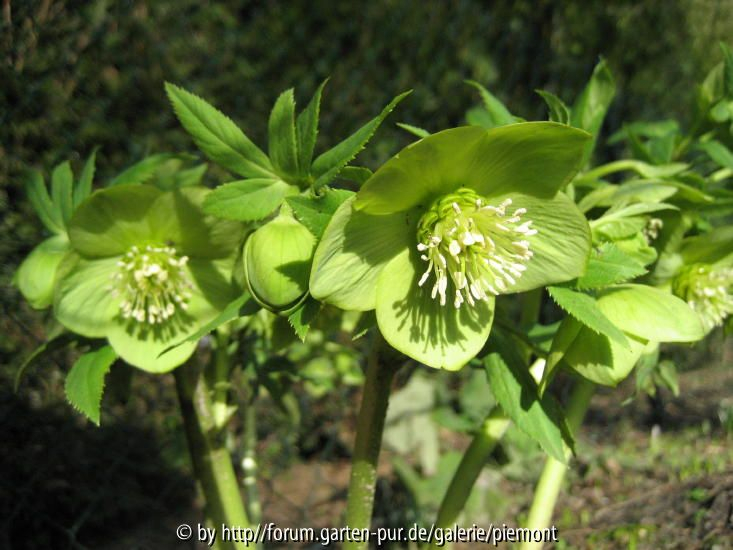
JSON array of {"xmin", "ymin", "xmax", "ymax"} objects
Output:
[{"xmin": 2, "ymin": 1, "xmax": 732, "ymax": 548}]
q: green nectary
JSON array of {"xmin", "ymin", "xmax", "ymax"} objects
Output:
[{"xmin": 243, "ymin": 213, "xmax": 316, "ymax": 313}]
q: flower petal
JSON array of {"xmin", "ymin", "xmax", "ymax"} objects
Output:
[
  {"xmin": 375, "ymin": 249, "xmax": 495, "ymax": 370},
  {"xmin": 54, "ymin": 253, "xmax": 120, "ymax": 338},
  {"xmin": 495, "ymin": 191, "xmax": 591, "ymax": 293},
  {"xmin": 356, "ymin": 123, "xmax": 590, "ymax": 215},
  {"xmin": 310, "ymin": 197, "xmax": 414, "ymax": 311},
  {"xmin": 14, "ymin": 235, "xmax": 69, "ymax": 309}
]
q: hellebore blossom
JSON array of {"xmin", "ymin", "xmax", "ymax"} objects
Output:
[
  {"xmin": 310, "ymin": 123, "xmax": 594, "ymax": 369},
  {"xmin": 54, "ymin": 185, "xmax": 244, "ymax": 372},
  {"xmin": 673, "ymin": 263, "xmax": 733, "ymax": 332}
]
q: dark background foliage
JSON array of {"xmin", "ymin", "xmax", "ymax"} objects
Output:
[{"xmin": 1, "ymin": 1, "xmax": 732, "ymax": 548}]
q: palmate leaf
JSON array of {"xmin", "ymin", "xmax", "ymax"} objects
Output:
[
  {"xmin": 574, "ymin": 243, "xmax": 647, "ymax": 289},
  {"xmin": 296, "ymin": 79, "xmax": 328, "ymax": 175},
  {"xmin": 547, "ymin": 286, "xmax": 629, "ymax": 348},
  {"xmin": 571, "ymin": 58, "xmax": 616, "ymax": 165},
  {"xmin": 484, "ymin": 329, "xmax": 574, "ymax": 462},
  {"xmin": 108, "ymin": 153, "xmax": 194, "ymax": 187},
  {"xmin": 396, "ymin": 122, "xmax": 430, "ymax": 138},
  {"xmin": 287, "ymin": 297, "xmax": 321, "ymax": 342},
  {"xmin": 268, "ymin": 88, "xmax": 299, "ymax": 177},
  {"xmin": 73, "ymin": 148, "xmax": 97, "ymax": 207},
  {"xmin": 286, "ymin": 188, "xmax": 355, "ymax": 239},
  {"xmin": 165, "ymin": 83, "xmax": 276, "ymax": 179},
  {"xmin": 536, "ymin": 90, "xmax": 570, "ymax": 125},
  {"xmin": 25, "ymin": 169, "xmax": 64, "ymax": 234},
  {"xmin": 65, "ymin": 345, "xmax": 117, "ymax": 426},
  {"xmin": 310, "ymin": 91, "xmax": 411, "ymax": 190},
  {"xmin": 697, "ymin": 140, "xmax": 733, "ymax": 169},
  {"xmin": 203, "ymin": 178, "xmax": 298, "ymax": 221}
]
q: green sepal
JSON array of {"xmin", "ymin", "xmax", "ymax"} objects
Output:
[
  {"xmin": 268, "ymin": 88, "xmax": 299, "ymax": 177},
  {"xmin": 65, "ymin": 345, "xmax": 117, "ymax": 425},
  {"xmin": 165, "ymin": 83, "xmax": 275, "ymax": 179},
  {"xmin": 310, "ymin": 91, "xmax": 411, "ymax": 190},
  {"xmin": 375, "ymin": 249, "xmax": 495, "ymax": 370},
  {"xmin": 309, "ymin": 197, "xmax": 413, "ymax": 311},
  {"xmin": 355, "ymin": 123, "xmax": 591, "ymax": 215},
  {"xmin": 203, "ymin": 178, "xmax": 298, "ymax": 221},
  {"xmin": 14, "ymin": 235, "xmax": 69, "ymax": 309}
]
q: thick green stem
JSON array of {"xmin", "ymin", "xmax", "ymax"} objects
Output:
[
  {"xmin": 519, "ymin": 379, "xmax": 595, "ymax": 550},
  {"xmin": 344, "ymin": 335, "xmax": 395, "ymax": 550},
  {"xmin": 175, "ymin": 361, "xmax": 250, "ymax": 550},
  {"xmin": 432, "ymin": 406, "xmax": 510, "ymax": 547}
]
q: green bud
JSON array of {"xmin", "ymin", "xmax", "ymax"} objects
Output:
[{"xmin": 244, "ymin": 214, "xmax": 316, "ymax": 313}]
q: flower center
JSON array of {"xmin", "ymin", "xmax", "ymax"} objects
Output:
[
  {"xmin": 415, "ymin": 188, "xmax": 536, "ymax": 308},
  {"xmin": 673, "ymin": 264, "xmax": 733, "ymax": 331},
  {"xmin": 111, "ymin": 244, "xmax": 193, "ymax": 324}
]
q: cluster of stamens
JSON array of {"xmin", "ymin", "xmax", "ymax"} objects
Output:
[
  {"xmin": 416, "ymin": 188, "xmax": 537, "ymax": 308},
  {"xmin": 674, "ymin": 264, "xmax": 733, "ymax": 331},
  {"xmin": 643, "ymin": 217, "xmax": 664, "ymax": 243},
  {"xmin": 111, "ymin": 244, "xmax": 193, "ymax": 324}
]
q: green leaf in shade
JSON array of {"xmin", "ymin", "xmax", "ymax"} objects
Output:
[
  {"xmin": 74, "ymin": 149, "xmax": 97, "ymax": 207},
  {"xmin": 165, "ymin": 83, "xmax": 275, "ymax": 178},
  {"xmin": 337, "ymin": 166, "xmax": 373, "ymax": 185},
  {"xmin": 465, "ymin": 80, "xmax": 515, "ymax": 127},
  {"xmin": 571, "ymin": 59, "xmax": 616, "ymax": 165},
  {"xmin": 268, "ymin": 88, "xmax": 299, "ymax": 177},
  {"xmin": 720, "ymin": 42, "xmax": 733, "ymax": 97},
  {"xmin": 596, "ymin": 284, "xmax": 704, "ymax": 343},
  {"xmin": 608, "ymin": 120, "xmax": 679, "ymax": 144},
  {"xmin": 108, "ymin": 153, "xmax": 191, "ymax": 187},
  {"xmin": 25, "ymin": 170, "xmax": 64, "ymax": 234},
  {"xmin": 296, "ymin": 79, "xmax": 328, "ymax": 174},
  {"xmin": 697, "ymin": 140, "xmax": 733, "ymax": 169},
  {"xmin": 536, "ymin": 90, "xmax": 570, "ymax": 124},
  {"xmin": 65, "ymin": 346, "xmax": 117, "ymax": 425},
  {"xmin": 484, "ymin": 347, "xmax": 572, "ymax": 463},
  {"xmin": 548, "ymin": 286, "xmax": 629, "ymax": 348},
  {"xmin": 396, "ymin": 122, "xmax": 430, "ymax": 138},
  {"xmin": 288, "ymin": 297, "xmax": 321, "ymax": 342},
  {"xmin": 203, "ymin": 178, "xmax": 297, "ymax": 221},
  {"xmin": 14, "ymin": 328, "xmax": 75, "ymax": 391},
  {"xmin": 575, "ymin": 243, "xmax": 647, "ymax": 289},
  {"xmin": 51, "ymin": 161, "xmax": 74, "ymax": 226},
  {"xmin": 13, "ymin": 235, "xmax": 69, "ymax": 309},
  {"xmin": 310, "ymin": 91, "xmax": 411, "ymax": 189},
  {"xmin": 679, "ymin": 226, "xmax": 733, "ymax": 265},
  {"xmin": 286, "ymin": 188, "xmax": 355, "ymax": 239},
  {"xmin": 160, "ymin": 293, "xmax": 257, "ymax": 356}
]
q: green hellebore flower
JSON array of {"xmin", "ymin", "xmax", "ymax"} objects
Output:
[
  {"xmin": 54, "ymin": 185, "xmax": 244, "ymax": 373},
  {"xmin": 673, "ymin": 263, "xmax": 733, "ymax": 332},
  {"xmin": 310, "ymin": 123, "xmax": 593, "ymax": 370}
]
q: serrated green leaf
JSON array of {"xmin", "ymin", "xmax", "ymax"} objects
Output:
[
  {"xmin": 396, "ymin": 122, "xmax": 430, "ymax": 138},
  {"xmin": 575, "ymin": 243, "xmax": 647, "ymax": 289},
  {"xmin": 548, "ymin": 286, "xmax": 629, "ymax": 348},
  {"xmin": 65, "ymin": 346, "xmax": 117, "ymax": 425},
  {"xmin": 203, "ymin": 178, "xmax": 297, "ymax": 221},
  {"xmin": 25, "ymin": 169, "xmax": 64, "ymax": 234},
  {"xmin": 571, "ymin": 58, "xmax": 616, "ymax": 165},
  {"xmin": 51, "ymin": 161, "xmax": 74, "ymax": 226},
  {"xmin": 108, "ymin": 153, "xmax": 188, "ymax": 187},
  {"xmin": 286, "ymin": 188, "xmax": 355, "ymax": 239},
  {"xmin": 15, "ymin": 328, "xmax": 74, "ymax": 391},
  {"xmin": 465, "ymin": 80, "xmax": 515, "ymax": 127},
  {"xmin": 160, "ymin": 293, "xmax": 257, "ymax": 357},
  {"xmin": 296, "ymin": 79, "xmax": 327, "ymax": 175},
  {"xmin": 352, "ymin": 310, "xmax": 376, "ymax": 340},
  {"xmin": 484, "ymin": 350, "xmax": 571, "ymax": 463},
  {"xmin": 337, "ymin": 166, "xmax": 373, "ymax": 185},
  {"xmin": 698, "ymin": 140, "xmax": 733, "ymax": 169},
  {"xmin": 73, "ymin": 149, "xmax": 97, "ymax": 207},
  {"xmin": 165, "ymin": 83, "xmax": 275, "ymax": 178},
  {"xmin": 310, "ymin": 91, "xmax": 410, "ymax": 189},
  {"xmin": 536, "ymin": 89, "xmax": 570, "ymax": 124},
  {"xmin": 287, "ymin": 297, "xmax": 321, "ymax": 342},
  {"xmin": 268, "ymin": 88, "xmax": 299, "ymax": 177}
]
